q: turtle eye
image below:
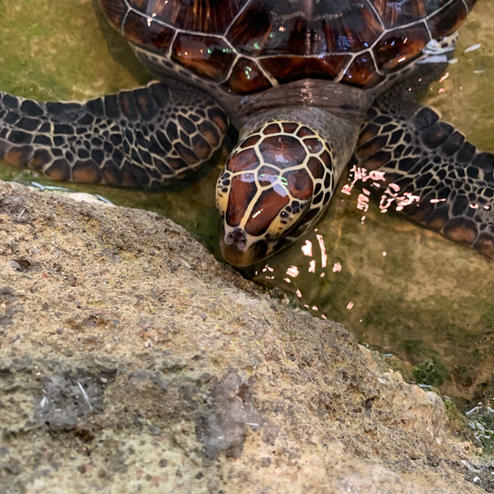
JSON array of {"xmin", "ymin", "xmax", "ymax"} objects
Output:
[{"xmin": 277, "ymin": 198, "xmax": 311, "ymax": 232}]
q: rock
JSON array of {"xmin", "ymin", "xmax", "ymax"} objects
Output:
[{"xmin": 0, "ymin": 180, "xmax": 487, "ymax": 493}]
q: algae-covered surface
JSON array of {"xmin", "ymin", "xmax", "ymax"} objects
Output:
[{"xmin": 0, "ymin": 0, "xmax": 492, "ymax": 423}]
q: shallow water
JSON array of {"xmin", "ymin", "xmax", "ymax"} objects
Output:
[{"xmin": 0, "ymin": 0, "xmax": 492, "ymax": 433}]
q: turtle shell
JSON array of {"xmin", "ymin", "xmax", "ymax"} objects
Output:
[{"xmin": 100, "ymin": 0, "xmax": 476, "ymax": 93}]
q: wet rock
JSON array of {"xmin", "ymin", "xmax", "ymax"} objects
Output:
[{"xmin": 0, "ymin": 180, "xmax": 488, "ymax": 494}]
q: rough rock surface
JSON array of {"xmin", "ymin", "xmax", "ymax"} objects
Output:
[{"xmin": 0, "ymin": 180, "xmax": 486, "ymax": 494}]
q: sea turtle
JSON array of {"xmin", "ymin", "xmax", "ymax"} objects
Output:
[{"xmin": 0, "ymin": 0, "xmax": 492, "ymax": 266}]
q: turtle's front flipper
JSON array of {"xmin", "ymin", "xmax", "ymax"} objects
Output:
[
  {"xmin": 0, "ymin": 81, "xmax": 228, "ymax": 189},
  {"xmin": 355, "ymin": 94, "xmax": 493, "ymax": 258}
]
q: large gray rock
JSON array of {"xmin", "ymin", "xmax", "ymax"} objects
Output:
[{"xmin": 0, "ymin": 181, "xmax": 485, "ymax": 493}]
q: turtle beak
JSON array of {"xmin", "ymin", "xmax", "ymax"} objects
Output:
[{"xmin": 219, "ymin": 227, "xmax": 268, "ymax": 267}]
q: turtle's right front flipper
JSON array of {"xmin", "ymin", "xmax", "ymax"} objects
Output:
[
  {"xmin": 355, "ymin": 96, "xmax": 493, "ymax": 258},
  {"xmin": 0, "ymin": 81, "xmax": 229, "ymax": 189}
]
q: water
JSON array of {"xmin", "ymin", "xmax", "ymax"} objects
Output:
[{"xmin": 0, "ymin": 0, "xmax": 492, "ymax": 425}]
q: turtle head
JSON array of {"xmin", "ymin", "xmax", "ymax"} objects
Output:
[{"xmin": 216, "ymin": 120, "xmax": 335, "ymax": 267}]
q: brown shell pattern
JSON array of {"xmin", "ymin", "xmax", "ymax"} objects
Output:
[{"xmin": 101, "ymin": 0, "xmax": 475, "ymax": 93}]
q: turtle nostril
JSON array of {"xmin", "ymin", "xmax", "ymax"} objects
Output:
[{"xmin": 226, "ymin": 228, "xmax": 247, "ymax": 249}]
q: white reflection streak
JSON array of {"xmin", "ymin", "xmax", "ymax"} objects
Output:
[
  {"xmin": 262, "ymin": 264, "xmax": 275, "ymax": 278},
  {"xmin": 379, "ymin": 183, "xmax": 420, "ymax": 213},
  {"xmin": 308, "ymin": 260, "xmax": 316, "ymax": 273},
  {"xmin": 357, "ymin": 193, "xmax": 369, "ymax": 212},
  {"xmin": 369, "ymin": 170, "xmax": 386, "ymax": 181},
  {"xmin": 464, "ymin": 43, "xmax": 481, "ymax": 53},
  {"xmin": 343, "ymin": 166, "xmax": 387, "ymax": 197},
  {"xmin": 301, "ymin": 240, "xmax": 312, "ymax": 257},
  {"xmin": 286, "ymin": 265, "xmax": 299, "ymax": 278},
  {"xmin": 341, "ymin": 184, "xmax": 353, "ymax": 195},
  {"xmin": 315, "ymin": 234, "xmax": 327, "ymax": 268},
  {"xmin": 395, "ymin": 193, "xmax": 420, "ymax": 211}
]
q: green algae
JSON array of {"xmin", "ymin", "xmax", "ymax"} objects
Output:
[{"xmin": 0, "ymin": 0, "xmax": 148, "ymax": 99}]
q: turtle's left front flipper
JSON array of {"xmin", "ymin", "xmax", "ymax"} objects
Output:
[
  {"xmin": 0, "ymin": 81, "xmax": 229, "ymax": 189},
  {"xmin": 355, "ymin": 94, "xmax": 493, "ymax": 258}
]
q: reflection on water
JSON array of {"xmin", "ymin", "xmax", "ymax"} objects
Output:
[{"xmin": 0, "ymin": 0, "xmax": 492, "ymax": 432}]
